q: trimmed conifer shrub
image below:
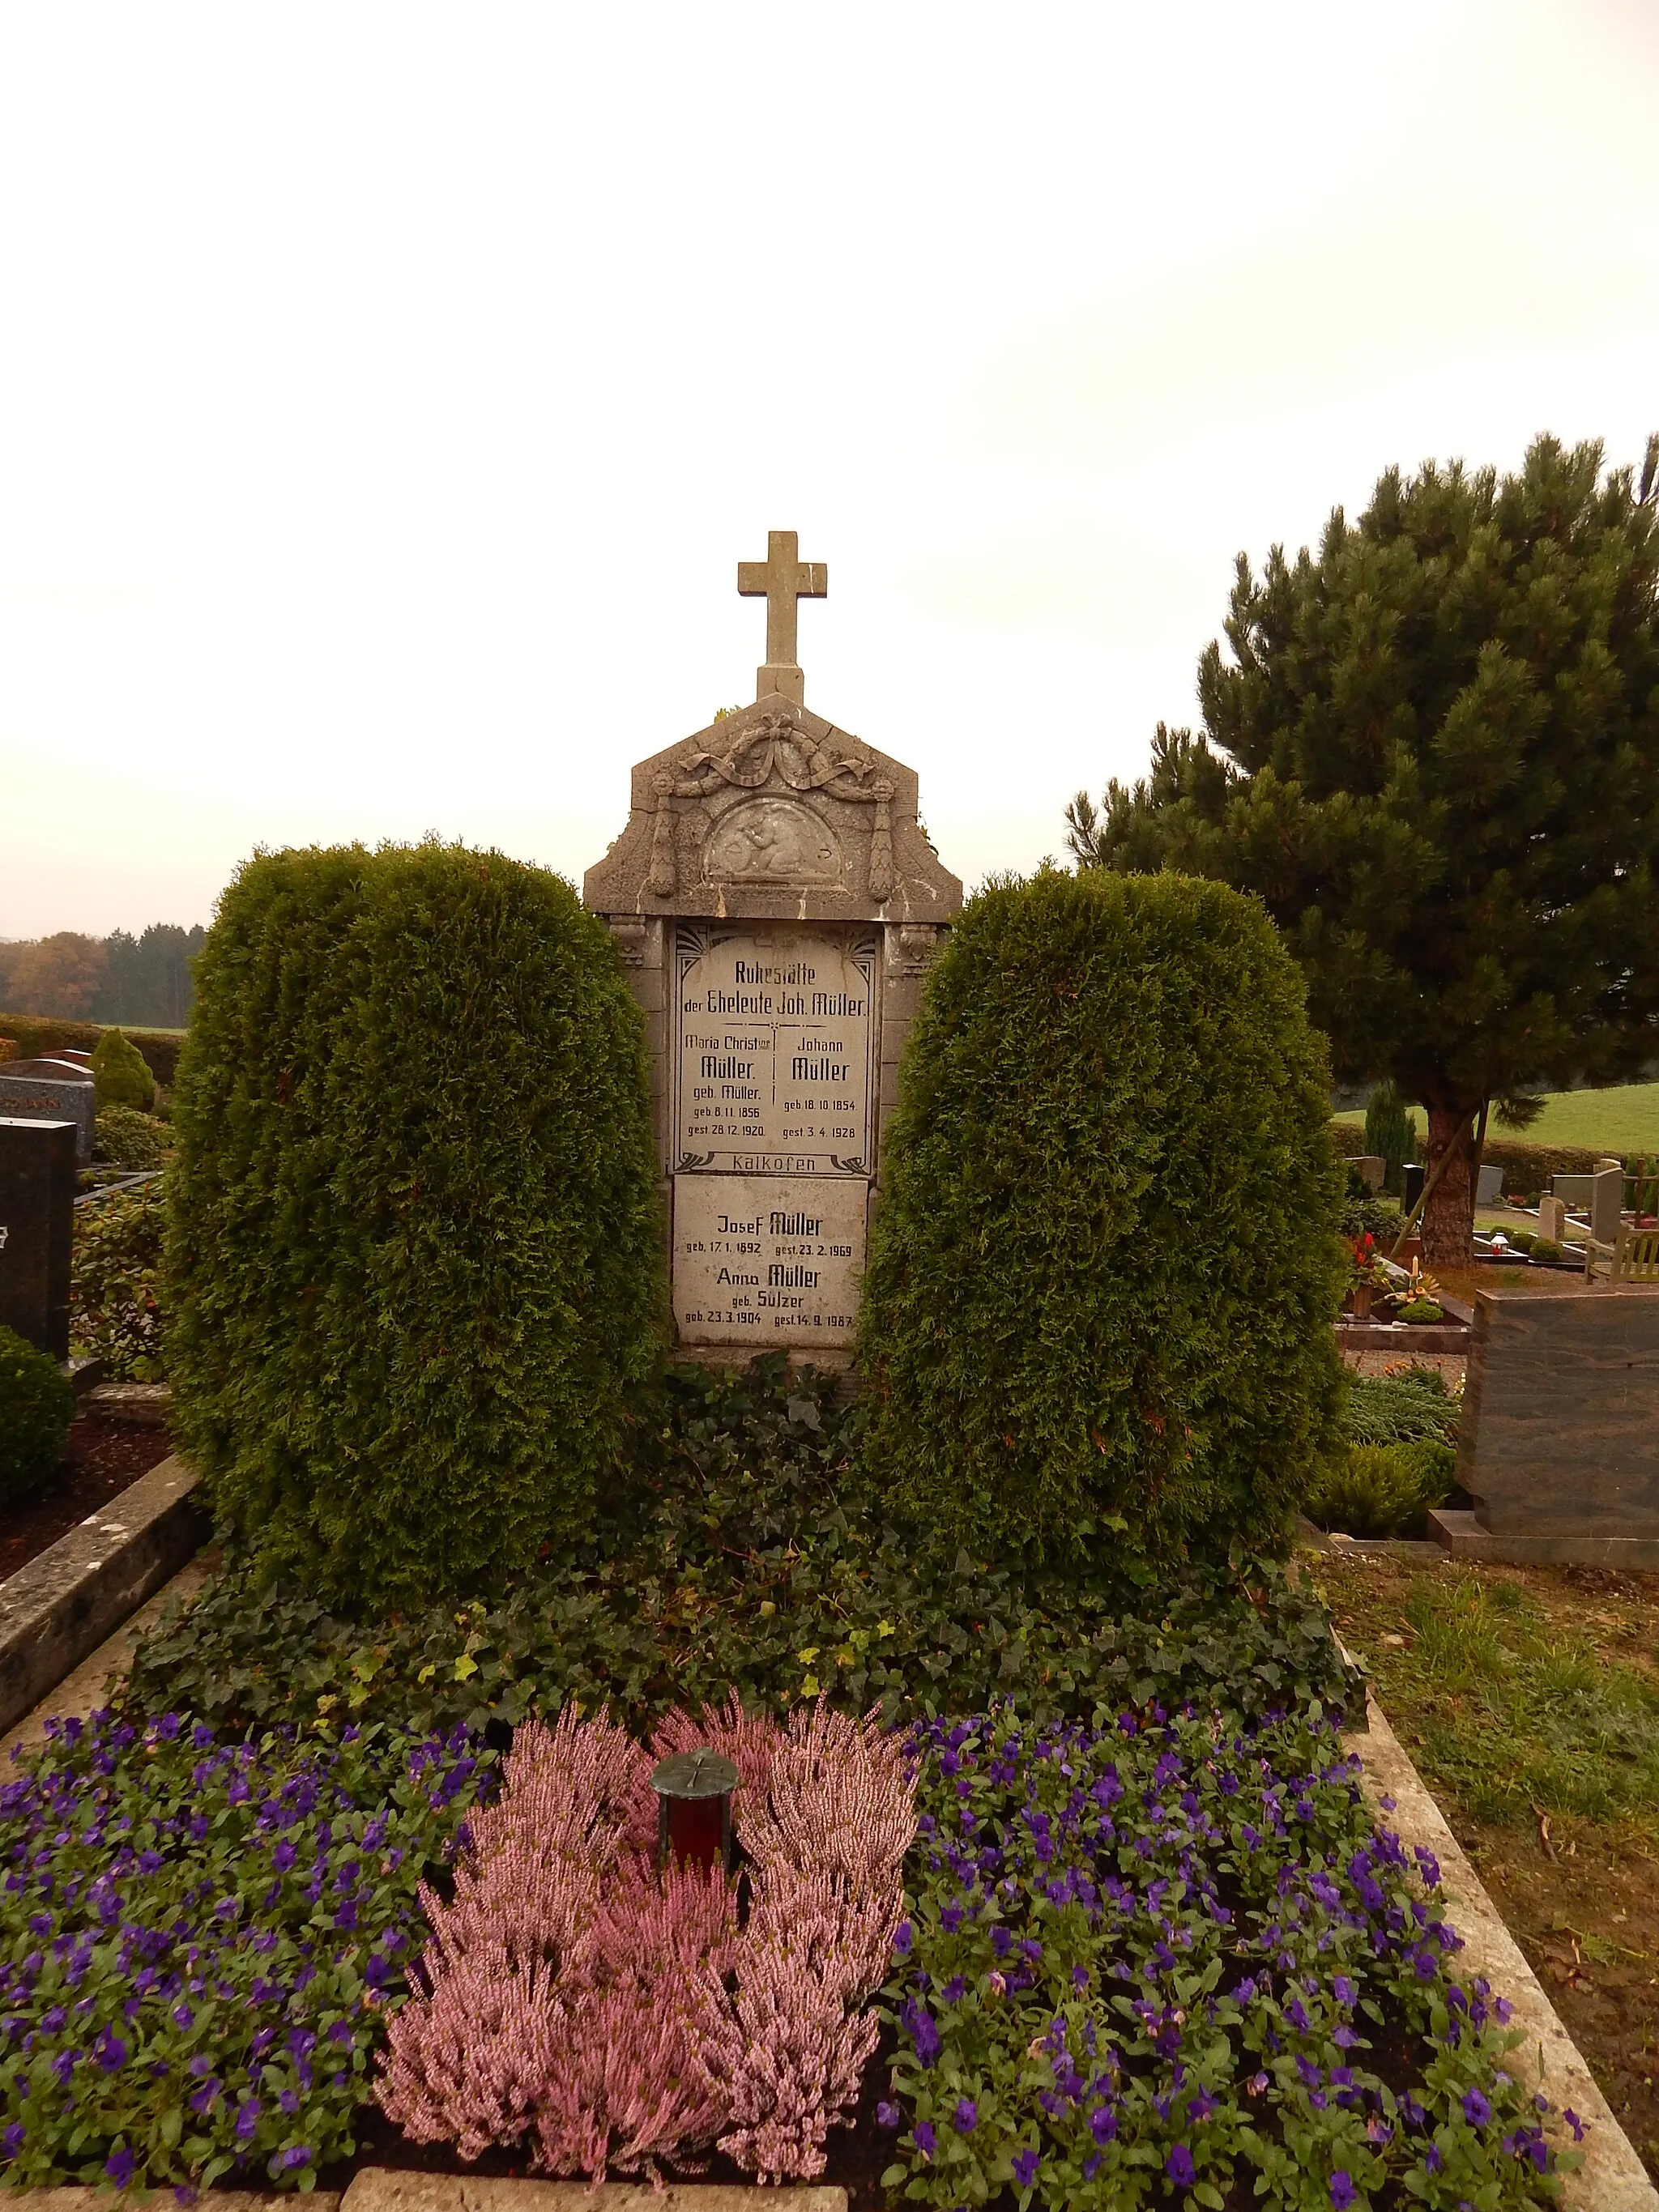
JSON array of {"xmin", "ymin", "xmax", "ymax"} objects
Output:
[
  {"xmin": 0, "ymin": 1324, "xmax": 74, "ymax": 1507},
  {"xmin": 166, "ymin": 842, "xmax": 664, "ymax": 1605},
  {"xmin": 90, "ymin": 1025, "xmax": 158, "ymax": 1111},
  {"xmin": 856, "ymin": 868, "xmax": 1346, "ymax": 1564}
]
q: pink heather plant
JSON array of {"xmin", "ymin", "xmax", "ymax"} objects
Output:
[{"xmin": 377, "ymin": 1696, "xmax": 915, "ymax": 2185}]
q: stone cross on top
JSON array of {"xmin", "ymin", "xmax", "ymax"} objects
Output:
[{"xmin": 738, "ymin": 529, "xmax": 826, "ymax": 706}]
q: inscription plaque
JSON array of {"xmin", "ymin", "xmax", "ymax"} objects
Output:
[
  {"xmin": 676, "ymin": 927, "xmax": 876, "ymax": 1175},
  {"xmin": 672, "ymin": 1174, "xmax": 866, "ymax": 1349}
]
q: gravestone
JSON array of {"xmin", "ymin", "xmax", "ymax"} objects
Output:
[
  {"xmin": 1475, "ymin": 1162, "xmax": 1504, "ymax": 1206},
  {"xmin": 0, "ymin": 1117, "xmax": 77, "ymax": 1357},
  {"xmin": 1431, "ymin": 1289, "xmax": 1659, "ymax": 1566},
  {"xmin": 585, "ymin": 530, "xmax": 962, "ymax": 1357},
  {"xmin": 1591, "ymin": 1164, "xmax": 1624, "ymax": 1247},
  {"xmin": 1352, "ymin": 1154, "xmax": 1385, "ymax": 1192},
  {"xmin": 1537, "ymin": 1193, "xmax": 1567, "ymax": 1245},
  {"xmin": 1402, "ymin": 1162, "xmax": 1425, "ymax": 1214},
  {"xmin": 0, "ymin": 1059, "xmax": 96, "ymax": 1165}
]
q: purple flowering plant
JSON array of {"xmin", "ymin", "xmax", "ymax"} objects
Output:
[
  {"xmin": 2, "ymin": 1710, "xmax": 489, "ymax": 2193},
  {"xmin": 880, "ymin": 1704, "xmax": 1574, "ymax": 2210}
]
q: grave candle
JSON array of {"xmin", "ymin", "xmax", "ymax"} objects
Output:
[{"xmin": 651, "ymin": 1747, "xmax": 738, "ymax": 1873}]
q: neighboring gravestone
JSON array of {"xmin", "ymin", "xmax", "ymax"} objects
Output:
[
  {"xmin": 1352, "ymin": 1154, "xmax": 1385, "ymax": 1191},
  {"xmin": 585, "ymin": 530, "xmax": 962, "ymax": 1357},
  {"xmin": 1591, "ymin": 1164, "xmax": 1625, "ymax": 1247},
  {"xmin": 1537, "ymin": 1193, "xmax": 1567, "ymax": 1245},
  {"xmin": 1476, "ymin": 1162, "xmax": 1504, "ymax": 1205},
  {"xmin": 1431, "ymin": 1289, "xmax": 1659, "ymax": 1566},
  {"xmin": 0, "ymin": 1059, "xmax": 96, "ymax": 1165},
  {"xmin": 0, "ymin": 1117, "xmax": 77, "ymax": 1357}
]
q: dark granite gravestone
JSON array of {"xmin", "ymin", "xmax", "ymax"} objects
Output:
[
  {"xmin": 0, "ymin": 1117, "xmax": 77, "ymax": 1358},
  {"xmin": 1431, "ymin": 1288, "xmax": 1659, "ymax": 1566},
  {"xmin": 0, "ymin": 1060, "xmax": 96, "ymax": 1165}
]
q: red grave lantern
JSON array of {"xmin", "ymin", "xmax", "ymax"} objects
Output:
[{"xmin": 650, "ymin": 1747, "xmax": 738, "ymax": 1873}]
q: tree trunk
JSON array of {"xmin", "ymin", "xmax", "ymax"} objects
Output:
[{"xmin": 1421, "ymin": 1102, "xmax": 1476, "ymax": 1268}]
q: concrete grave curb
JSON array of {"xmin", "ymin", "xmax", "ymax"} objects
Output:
[
  {"xmin": 337, "ymin": 2176, "xmax": 847, "ymax": 2212},
  {"xmin": 15, "ymin": 2183, "xmax": 846, "ymax": 2212},
  {"xmin": 1349, "ymin": 1694, "xmax": 1659, "ymax": 2210},
  {"xmin": 0, "ymin": 1454, "xmax": 207, "ymax": 1736}
]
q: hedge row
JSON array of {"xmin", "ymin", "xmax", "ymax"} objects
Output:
[
  {"xmin": 167, "ymin": 841, "xmax": 665, "ymax": 1607},
  {"xmin": 0, "ymin": 1016, "xmax": 184, "ymax": 1086}
]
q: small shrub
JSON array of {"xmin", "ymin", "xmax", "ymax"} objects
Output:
[
  {"xmin": 1304, "ymin": 1439, "xmax": 1457, "ymax": 1537},
  {"xmin": 90, "ymin": 1025, "xmax": 156, "ymax": 1110},
  {"xmin": 71, "ymin": 1182, "xmax": 167, "ymax": 1379},
  {"xmin": 1339, "ymin": 1186, "xmax": 1406, "ymax": 1243},
  {"xmin": 0, "ymin": 1323, "xmax": 74, "ymax": 1506},
  {"xmin": 1530, "ymin": 1238, "xmax": 1563, "ymax": 1263},
  {"xmin": 1341, "ymin": 1366, "xmax": 1459, "ymax": 1449},
  {"xmin": 93, "ymin": 1103, "xmax": 174, "ymax": 1170},
  {"xmin": 856, "ymin": 869, "xmax": 1346, "ymax": 1566},
  {"xmin": 1363, "ymin": 1079, "xmax": 1418, "ymax": 1194},
  {"xmin": 1396, "ymin": 1298, "xmax": 1444, "ymax": 1325},
  {"xmin": 166, "ymin": 841, "xmax": 665, "ymax": 1608},
  {"xmin": 1505, "ymin": 1227, "xmax": 1537, "ymax": 1253}
]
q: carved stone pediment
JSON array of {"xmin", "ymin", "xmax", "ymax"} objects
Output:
[{"xmin": 583, "ymin": 697, "xmax": 960, "ymax": 925}]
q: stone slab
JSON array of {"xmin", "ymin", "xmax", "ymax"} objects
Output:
[
  {"xmin": 672, "ymin": 1174, "xmax": 865, "ymax": 1349},
  {"xmin": 0, "ymin": 1115, "xmax": 77, "ymax": 1356},
  {"xmin": 674, "ymin": 926, "xmax": 876, "ymax": 1175},
  {"xmin": 81, "ymin": 1380, "xmax": 173, "ymax": 1425},
  {"xmin": 1428, "ymin": 1507, "xmax": 1659, "ymax": 1569},
  {"xmin": 1349, "ymin": 1695, "xmax": 1658, "ymax": 2210},
  {"xmin": 0, "ymin": 1455, "xmax": 208, "ymax": 1735},
  {"xmin": 2, "ymin": 1554, "xmax": 211, "ymax": 1762},
  {"xmin": 1333, "ymin": 1319, "xmax": 1470, "ymax": 1353},
  {"xmin": 340, "ymin": 2177, "xmax": 845, "ymax": 2212},
  {"xmin": 19, "ymin": 2196, "xmax": 337, "ymax": 2212},
  {"xmin": 0, "ymin": 1071, "xmax": 95, "ymax": 1164},
  {"xmin": 1456, "ymin": 1289, "xmax": 1659, "ymax": 1536}
]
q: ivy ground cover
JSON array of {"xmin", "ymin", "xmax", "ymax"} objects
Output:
[{"xmin": 883, "ymin": 1705, "xmax": 1580, "ymax": 2210}]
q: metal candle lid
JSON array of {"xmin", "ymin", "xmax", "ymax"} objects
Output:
[{"xmin": 650, "ymin": 1748, "xmax": 739, "ymax": 1798}]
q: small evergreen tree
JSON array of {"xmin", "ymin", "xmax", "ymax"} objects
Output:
[
  {"xmin": 856, "ymin": 867, "xmax": 1346, "ymax": 1565},
  {"xmin": 1363, "ymin": 1081, "xmax": 1417, "ymax": 1196},
  {"xmin": 91, "ymin": 1026, "xmax": 157, "ymax": 1112}
]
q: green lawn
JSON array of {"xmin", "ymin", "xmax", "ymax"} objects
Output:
[{"xmin": 1337, "ymin": 1080, "xmax": 1659, "ymax": 1157}]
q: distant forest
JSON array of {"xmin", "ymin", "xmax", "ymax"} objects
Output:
[{"xmin": 0, "ymin": 924, "xmax": 206, "ymax": 1028}]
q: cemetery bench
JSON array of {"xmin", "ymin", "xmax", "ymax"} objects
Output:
[{"xmin": 1583, "ymin": 1222, "xmax": 1659, "ymax": 1285}]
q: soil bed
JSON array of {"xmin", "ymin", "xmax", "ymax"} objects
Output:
[
  {"xmin": 0, "ymin": 1416, "xmax": 176, "ymax": 1582},
  {"xmin": 1315, "ymin": 1549, "xmax": 1659, "ymax": 2183}
]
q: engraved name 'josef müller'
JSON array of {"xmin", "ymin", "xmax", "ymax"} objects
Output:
[{"xmin": 712, "ymin": 1208, "xmax": 827, "ymax": 1293}]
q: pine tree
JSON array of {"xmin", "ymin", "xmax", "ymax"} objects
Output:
[{"xmin": 1068, "ymin": 434, "xmax": 1659, "ymax": 1263}]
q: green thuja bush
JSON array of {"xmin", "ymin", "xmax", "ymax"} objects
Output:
[
  {"xmin": 1303, "ymin": 1439, "xmax": 1458, "ymax": 1539},
  {"xmin": 91, "ymin": 1025, "xmax": 157, "ymax": 1111},
  {"xmin": 856, "ymin": 868, "xmax": 1346, "ymax": 1564},
  {"xmin": 165, "ymin": 842, "xmax": 664, "ymax": 1606},
  {"xmin": 1363, "ymin": 1079, "xmax": 1416, "ymax": 1195},
  {"xmin": 0, "ymin": 1324, "xmax": 73, "ymax": 1507}
]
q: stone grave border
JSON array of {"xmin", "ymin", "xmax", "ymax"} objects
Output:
[{"xmin": 0, "ymin": 1454, "xmax": 207, "ymax": 1736}]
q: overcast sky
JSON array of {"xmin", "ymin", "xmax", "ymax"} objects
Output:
[{"xmin": 2, "ymin": 1, "xmax": 1657, "ymax": 937}]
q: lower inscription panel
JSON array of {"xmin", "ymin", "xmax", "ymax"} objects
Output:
[{"xmin": 672, "ymin": 1174, "xmax": 867, "ymax": 1349}]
